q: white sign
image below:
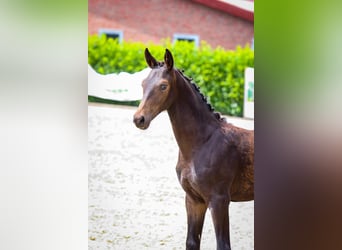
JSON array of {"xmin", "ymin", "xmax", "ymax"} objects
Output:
[
  {"xmin": 88, "ymin": 65, "xmax": 151, "ymax": 101},
  {"xmin": 244, "ymin": 67, "xmax": 254, "ymax": 119}
]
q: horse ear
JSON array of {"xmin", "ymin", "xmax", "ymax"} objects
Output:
[
  {"xmin": 145, "ymin": 48, "xmax": 158, "ymax": 68},
  {"xmin": 164, "ymin": 48, "xmax": 174, "ymax": 71}
]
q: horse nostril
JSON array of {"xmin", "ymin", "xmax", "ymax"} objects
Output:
[
  {"xmin": 139, "ymin": 116, "xmax": 145, "ymax": 125},
  {"xmin": 134, "ymin": 115, "xmax": 145, "ymax": 127}
]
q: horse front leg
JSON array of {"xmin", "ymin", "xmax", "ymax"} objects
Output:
[
  {"xmin": 185, "ymin": 194, "xmax": 207, "ymax": 250},
  {"xmin": 209, "ymin": 196, "xmax": 231, "ymax": 250}
]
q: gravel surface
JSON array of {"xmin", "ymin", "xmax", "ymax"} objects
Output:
[{"xmin": 88, "ymin": 103, "xmax": 254, "ymax": 249}]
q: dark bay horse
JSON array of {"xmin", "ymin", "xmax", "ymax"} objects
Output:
[{"xmin": 133, "ymin": 48, "xmax": 254, "ymax": 250}]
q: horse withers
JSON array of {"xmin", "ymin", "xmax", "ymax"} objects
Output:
[{"xmin": 133, "ymin": 48, "xmax": 254, "ymax": 250}]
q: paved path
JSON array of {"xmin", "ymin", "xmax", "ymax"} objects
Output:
[{"xmin": 88, "ymin": 103, "xmax": 254, "ymax": 249}]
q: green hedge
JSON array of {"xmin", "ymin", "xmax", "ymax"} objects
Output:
[{"xmin": 88, "ymin": 35, "xmax": 254, "ymax": 117}]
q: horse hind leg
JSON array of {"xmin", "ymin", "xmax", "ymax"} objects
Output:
[
  {"xmin": 185, "ymin": 194, "xmax": 207, "ymax": 250},
  {"xmin": 209, "ymin": 196, "xmax": 231, "ymax": 250}
]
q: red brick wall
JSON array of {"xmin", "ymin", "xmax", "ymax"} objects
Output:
[{"xmin": 88, "ymin": 0, "xmax": 254, "ymax": 50}]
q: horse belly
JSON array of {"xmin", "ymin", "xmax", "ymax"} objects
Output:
[{"xmin": 230, "ymin": 164, "xmax": 254, "ymax": 201}]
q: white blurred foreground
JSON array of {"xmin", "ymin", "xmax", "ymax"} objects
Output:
[{"xmin": 88, "ymin": 103, "xmax": 254, "ymax": 249}]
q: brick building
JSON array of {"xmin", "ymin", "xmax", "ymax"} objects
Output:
[{"xmin": 88, "ymin": 0, "xmax": 254, "ymax": 50}]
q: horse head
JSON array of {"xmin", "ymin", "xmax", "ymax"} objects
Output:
[{"xmin": 133, "ymin": 48, "xmax": 176, "ymax": 129}]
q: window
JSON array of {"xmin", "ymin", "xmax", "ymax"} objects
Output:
[
  {"xmin": 99, "ymin": 29, "xmax": 123, "ymax": 43},
  {"xmin": 173, "ymin": 33, "xmax": 200, "ymax": 47}
]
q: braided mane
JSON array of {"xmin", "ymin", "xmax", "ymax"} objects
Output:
[{"xmin": 176, "ymin": 68, "xmax": 226, "ymax": 122}]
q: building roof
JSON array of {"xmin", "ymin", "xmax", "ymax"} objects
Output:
[{"xmin": 192, "ymin": 0, "xmax": 254, "ymax": 22}]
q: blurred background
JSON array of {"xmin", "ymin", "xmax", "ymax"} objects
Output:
[
  {"xmin": 88, "ymin": 0, "xmax": 254, "ymax": 50},
  {"xmin": 1, "ymin": 0, "xmax": 342, "ymax": 249},
  {"xmin": 88, "ymin": 0, "xmax": 254, "ymax": 118},
  {"xmin": 88, "ymin": 1, "xmax": 255, "ymax": 249}
]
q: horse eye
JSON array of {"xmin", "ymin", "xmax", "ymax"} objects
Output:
[{"xmin": 160, "ymin": 84, "xmax": 168, "ymax": 91}]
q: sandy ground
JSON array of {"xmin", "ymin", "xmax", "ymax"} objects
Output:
[{"xmin": 88, "ymin": 103, "xmax": 254, "ymax": 249}]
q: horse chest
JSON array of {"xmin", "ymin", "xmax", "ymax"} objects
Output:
[
  {"xmin": 179, "ymin": 162, "xmax": 197, "ymax": 185},
  {"xmin": 176, "ymin": 161, "xmax": 207, "ymax": 201}
]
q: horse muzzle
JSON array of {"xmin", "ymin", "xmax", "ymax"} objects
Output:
[{"xmin": 133, "ymin": 113, "xmax": 150, "ymax": 130}]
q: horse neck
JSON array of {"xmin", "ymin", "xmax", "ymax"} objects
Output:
[{"xmin": 167, "ymin": 71, "xmax": 220, "ymax": 160}]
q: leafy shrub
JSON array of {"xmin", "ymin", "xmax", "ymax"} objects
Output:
[{"xmin": 88, "ymin": 35, "xmax": 254, "ymax": 117}]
